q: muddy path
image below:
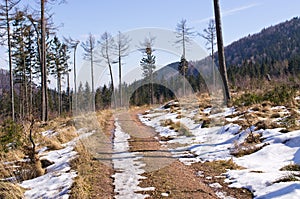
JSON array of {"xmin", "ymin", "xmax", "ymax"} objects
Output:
[{"xmin": 115, "ymin": 109, "xmax": 218, "ymax": 198}]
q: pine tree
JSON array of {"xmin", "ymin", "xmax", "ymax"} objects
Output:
[
  {"xmin": 49, "ymin": 36, "xmax": 70, "ymax": 116},
  {"xmin": 140, "ymin": 36, "xmax": 156, "ymax": 105},
  {"xmin": 0, "ymin": 0, "xmax": 21, "ymax": 121}
]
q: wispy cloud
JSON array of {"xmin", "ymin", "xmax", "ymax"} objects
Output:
[{"xmin": 192, "ymin": 3, "xmax": 261, "ymax": 24}]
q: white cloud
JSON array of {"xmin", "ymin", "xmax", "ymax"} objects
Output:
[{"xmin": 192, "ymin": 3, "xmax": 261, "ymax": 24}]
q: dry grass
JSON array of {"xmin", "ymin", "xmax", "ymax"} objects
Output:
[
  {"xmin": 70, "ymin": 139, "xmax": 113, "ymax": 198},
  {"xmin": 42, "ymin": 137, "xmax": 63, "ymax": 150},
  {"xmin": 230, "ymin": 132, "xmax": 269, "ymax": 157},
  {"xmin": 70, "ymin": 109, "xmax": 114, "ymax": 198},
  {"xmin": 0, "ymin": 182, "xmax": 24, "ymax": 198},
  {"xmin": 56, "ymin": 126, "xmax": 77, "ymax": 144}
]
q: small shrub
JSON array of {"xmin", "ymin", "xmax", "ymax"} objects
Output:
[
  {"xmin": 234, "ymin": 93, "xmax": 264, "ymax": 106},
  {"xmin": 177, "ymin": 123, "xmax": 193, "ymax": 137},
  {"xmin": 251, "ymin": 106, "xmax": 260, "ymax": 112},
  {"xmin": 160, "ymin": 119, "xmax": 174, "ymax": 127},
  {"xmin": 201, "ymin": 117, "xmax": 211, "ymax": 128},
  {"xmin": 270, "ymin": 113, "xmax": 281, "ymax": 118},
  {"xmin": 231, "ymin": 133, "xmax": 268, "ymax": 157},
  {"xmin": 274, "ymin": 174, "xmax": 300, "ymax": 183},
  {"xmin": 264, "ymin": 84, "xmax": 296, "ymax": 106},
  {"xmin": 0, "ymin": 119, "xmax": 23, "ymax": 152},
  {"xmin": 233, "ymin": 84, "xmax": 296, "ymax": 107},
  {"xmin": 280, "ymin": 163, "xmax": 300, "ymax": 171}
]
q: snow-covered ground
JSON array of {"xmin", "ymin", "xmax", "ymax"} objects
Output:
[
  {"xmin": 20, "ymin": 128, "xmax": 94, "ymax": 199},
  {"xmin": 139, "ymin": 101, "xmax": 300, "ymax": 199},
  {"xmin": 112, "ymin": 119, "xmax": 155, "ymax": 199}
]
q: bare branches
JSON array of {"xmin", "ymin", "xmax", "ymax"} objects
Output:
[
  {"xmin": 200, "ymin": 19, "xmax": 216, "ymax": 52},
  {"xmin": 63, "ymin": 36, "xmax": 79, "ymax": 49},
  {"xmin": 175, "ymin": 19, "xmax": 196, "ymax": 46},
  {"xmin": 138, "ymin": 34, "xmax": 156, "ymax": 54},
  {"xmin": 99, "ymin": 32, "xmax": 115, "ymax": 62},
  {"xmin": 81, "ymin": 33, "xmax": 97, "ymax": 61},
  {"xmin": 115, "ymin": 31, "xmax": 130, "ymax": 58}
]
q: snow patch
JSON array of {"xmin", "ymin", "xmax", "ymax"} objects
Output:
[
  {"xmin": 112, "ymin": 119, "xmax": 155, "ymax": 199},
  {"xmin": 20, "ymin": 128, "xmax": 93, "ymax": 199}
]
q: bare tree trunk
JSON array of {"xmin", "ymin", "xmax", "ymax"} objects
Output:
[
  {"xmin": 29, "ymin": 63, "xmax": 33, "ymax": 115},
  {"xmin": 90, "ymin": 48, "xmax": 95, "ymax": 112},
  {"xmin": 67, "ymin": 72, "xmax": 71, "ymax": 113},
  {"xmin": 41, "ymin": 0, "xmax": 48, "ymax": 121},
  {"xmin": 211, "ymin": 33, "xmax": 216, "ymax": 88},
  {"xmin": 118, "ymin": 53, "xmax": 122, "ymax": 107},
  {"xmin": 213, "ymin": 0, "xmax": 230, "ymax": 103},
  {"xmin": 108, "ymin": 62, "xmax": 116, "ymax": 108},
  {"xmin": 5, "ymin": 0, "xmax": 14, "ymax": 121},
  {"xmin": 73, "ymin": 44, "xmax": 78, "ymax": 114},
  {"xmin": 57, "ymin": 74, "xmax": 61, "ymax": 115}
]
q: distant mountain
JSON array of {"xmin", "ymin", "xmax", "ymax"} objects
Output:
[{"xmin": 224, "ymin": 16, "xmax": 300, "ymax": 67}]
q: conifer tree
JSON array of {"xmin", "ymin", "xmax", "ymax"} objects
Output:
[{"xmin": 140, "ymin": 36, "xmax": 156, "ymax": 104}]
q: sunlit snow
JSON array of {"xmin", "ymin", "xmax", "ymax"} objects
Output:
[{"xmin": 140, "ymin": 103, "xmax": 300, "ymax": 198}]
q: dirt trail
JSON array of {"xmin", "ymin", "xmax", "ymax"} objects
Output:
[{"xmin": 116, "ymin": 109, "xmax": 218, "ymax": 198}]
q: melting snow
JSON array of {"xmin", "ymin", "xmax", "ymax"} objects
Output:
[
  {"xmin": 20, "ymin": 128, "xmax": 93, "ymax": 199},
  {"xmin": 140, "ymin": 104, "xmax": 300, "ymax": 199},
  {"xmin": 112, "ymin": 119, "xmax": 155, "ymax": 199}
]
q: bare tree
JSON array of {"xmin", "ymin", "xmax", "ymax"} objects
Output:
[
  {"xmin": 0, "ymin": 0, "xmax": 20, "ymax": 121},
  {"xmin": 213, "ymin": 0, "xmax": 230, "ymax": 102},
  {"xmin": 175, "ymin": 19, "xmax": 195, "ymax": 96},
  {"xmin": 200, "ymin": 19, "xmax": 217, "ymax": 87},
  {"xmin": 81, "ymin": 33, "xmax": 97, "ymax": 111},
  {"xmin": 115, "ymin": 31, "xmax": 130, "ymax": 107},
  {"xmin": 99, "ymin": 32, "xmax": 116, "ymax": 107},
  {"xmin": 64, "ymin": 36, "xmax": 79, "ymax": 113}
]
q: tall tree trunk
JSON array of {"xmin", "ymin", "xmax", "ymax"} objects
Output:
[
  {"xmin": 118, "ymin": 51, "xmax": 122, "ymax": 107},
  {"xmin": 67, "ymin": 72, "xmax": 71, "ymax": 113},
  {"xmin": 41, "ymin": 0, "xmax": 48, "ymax": 121},
  {"xmin": 106, "ymin": 46, "xmax": 115, "ymax": 108},
  {"xmin": 108, "ymin": 62, "xmax": 115, "ymax": 108},
  {"xmin": 213, "ymin": 0, "xmax": 230, "ymax": 103},
  {"xmin": 90, "ymin": 48, "xmax": 95, "ymax": 112},
  {"xmin": 182, "ymin": 29, "xmax": 186, "ymax": 97},
  {"xmin": 73, "ymin": 44, "xmax": 78, "ymax": 114},
  {"xmin": 57, "ymin": 74, "xmax": 61, "ymax": 115},
  {"xmin": 5, "ymin": 0, "xmax": 14, "ymax": 121},
  {"xmin": 29, "ymin": 62, "xmax": 33, "ymax": 115},
  {"xmin": 211, "ymin": 31, "xmax": 216, "ymax": 88}
]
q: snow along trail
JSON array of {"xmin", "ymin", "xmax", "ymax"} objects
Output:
[
  {"xmin": 112, "ymin": 119, "xmax": 155, "ymax": 199},
  {"xmin": 20, "ymin": 128, "xmax": 94, "ymax": 199}
]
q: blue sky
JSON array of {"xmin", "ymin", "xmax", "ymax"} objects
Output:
[
  {"xmin": 1, "ymin": 0, "xmax": 300, "ymax": 87},
  {"xmin": 51, "ymin": 0, "xmax": 299, "ymax": 45}
]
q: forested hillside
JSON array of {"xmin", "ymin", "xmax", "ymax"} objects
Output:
[
  {"xmin": 225, "ymin": 17, "xmax": 300, "ymax": 85},
  {"xmin": 225, "ymin": 17, "xmax": 300, "ymax": 65}
]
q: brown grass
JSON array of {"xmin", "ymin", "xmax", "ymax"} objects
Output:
[
  {"xmin": 70, "ymin": 109, "xmax": 114, "ymax": 198},
  {"xmin": 230, "ymin": 133, "xmax": 269, "ymax": 157},
  {"xmin": 70, "ymin": 142, "xmax": 113, "ymax": 198},
  {"xmin": 43, "ymin": 137, "xmax": 62, "ymax": 150},
  {"xmin": 0, "ymin": 182, "xmax": 24, "ymax": 198}
]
